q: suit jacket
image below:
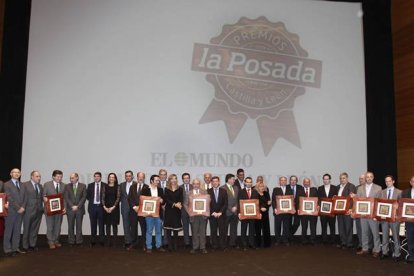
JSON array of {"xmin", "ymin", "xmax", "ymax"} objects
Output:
[
  {"xmin": 317, "ymin": 185, "xmax": 338, "ymax": 198},
  {"xmin": 86, "ymin": 182, "xmax": 106, "ymax": 213},
  {"xmin": 180, "ymin": 183, "xmax": 193, "ymax": 216},
  {"xmin": 380, "ymin": 187, "xmax": 402, "ymax": 200},
  {"xmin": 271, "ymin": 186, "xmax": 293, "ymax": 210},
  {"xmin": 208, "ymin": 187, "xmax": 227, "ymax": 215},
  {"xmin": 127, "ymin": 183, "xmax": 148, "ymax": 209},
  {"xmin": 337, "ymin": 182, "xmax": 357, "ymax": 197},
  {"xmin": 222, "ymin": 184, "xmax": 239, "ymax": 216},
  {"xmin": 64, "ymin": 182, "xmax": 87, "ymax": 215},
  {"xmin": 120, "ymin": 181, "xmax": 137, "ymax": 214},
  {"xmin": 356, "ymin": 183, "xmax": 382, "ymax": 198},
  {"xmin": 201, "ymin": 181, "xmax": 212, "ymax": 191},
  {"xmin": 297, "ymin": 186, "xmax": 318, "ymax": 198},
  {"xmin": 22, "ymin": 181, "xmax": 43, "ymax": 214},
  {"xmin": 234, "ymin": 178, "xmax": 245, "ymax": 191},
  {"xmin": 141, "ymin": 185, "xmax": 165, "ymax": 219},
  {"xmin": 401, "ymin": 187, "xmax": 414, "ymax": 199},
  {"xmin": 4, "ymin": 180, "xmax": 26, "ymax": 214},
  {"xmin": 237, "ymin": 187, "xmax": 259, "ymax": 213},
  {"xmin": 290, "ymin": 184, "xmax": 304, "ymax": 207},
  {"xmin": 0, "ymin": 180, "xmax": 4, "ymax": 193}
]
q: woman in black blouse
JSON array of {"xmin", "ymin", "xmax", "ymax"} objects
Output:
[
  {"xmin": 163, "ymin": 174, "xmax": 183, "ymax": 251},
  {"xmin": 102, "ymin": 173, "xmax": 121, "ymax": 247},
  {"xmin": 255, "ymin": 181, "xmax": 271, "ymax": 248}
]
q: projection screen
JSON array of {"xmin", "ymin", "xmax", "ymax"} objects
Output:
[{"xmin": 22, "ymin": 0, "xmax": 366, "ymax": 235}]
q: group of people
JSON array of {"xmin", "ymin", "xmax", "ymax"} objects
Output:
[{"xmin": 0, "ymin": 168, "xmax": 413, "ymax": 264}]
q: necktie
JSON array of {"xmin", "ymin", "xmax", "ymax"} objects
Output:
[
  {"xmin": 196, "ymin": 189, "xmax": 199, "ymax": 195},
  {"xmin": 306, "ymin": 188, "xmax": 309, "ymax": 197},
  {"xmin": 55, "ymin": 183, "xmax": 59, "ymax": 193},
  {"xmin": 35, "ymin": 184, "xmax": 40, "ymax": 195},
  {"xmin": 15, "ymin": 181, "xmax": 20, "ymax": 191},
  {"xmin": 293, "ymin": 186, "xmax": 296, "ymax": 197},
  {"xmin": 387, "ymin": 189, "xmax": 391, "ymax": 199},
  {"xmin": 138, "ymin": 184, "xmax": 142, "ymax": 195},
  {"xmin": 229, "ymin": 185, "xmax": 234, "ymax": 197},
  {"xmin": 73, "ymin": 184, "xmax": 77, "ymax": 195},
  {"xmin": 96, "ymin": 184, "xmax": 100, "ymax": 202},
  {"xmin": 247, "ymin": 189, "xmax": 251, "ymax": 199},
  {"xmin": 214, "ymin": 188, "xmax": 218, "ymax": 202},
  {"xmin": 186, "ymin": 184, "xmax": 189, "ymax": 193}
]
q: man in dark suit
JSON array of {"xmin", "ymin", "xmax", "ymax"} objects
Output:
[
  {"xmin": 289, "ymin": 175, "xmax": 304, "ymax": 241},
  {"xmin": 336, "ymin": 172, "xmax": 356, "ymax": 249},
  {"xmin": 272, "ymin": 176, "xmax": 293, "ymax": 245},
  {"xmin": 317, "ymin": 173, "xmax": 338, "ymax": 244},
  {"xmin": 234, "ymin": 168, "xmax": 245, "ymax": 191},
  {"xmin": 141, "ymin": 174, "xmax": 166, "ymax": 253},
  {"xmin": 208, "ymin": 176, "xmax": 227, "ymax": 250},
  {"xmin": 158, "ymin": 169, "xmax": 169, "ymax": 248},
  {"xmin": 298, "ymin": 178, "xmax": 318, "ymax": 244},
  {"xmin": 180, "ymin": 172, "xmax": 193, "ymax": 248},
  {"xmin": 401, "ymin": 176, "xmax": 414, "ymax": 264},
  {"xmin": 120, "ymin": 170, "xmax": 136, "ymax": 249},
  {"xmin": 64, "ymin": 172, "xmax": 87, "ymax": 246},
  {"xmin": 86, "ymin": 172, "xmax": 105, "ymax": 247},
  {"xmin": 22, "ymin": 171, "xmax": 43, "ymax": 252},
  {"xmin": 238, "ymin": 177, "xmax": 258, "ymax": 250},
  {"xmin": 3, "ymin": 168, "xmax": 26, "ymax": 256},
  {"xmin": 223, "ymin": 173, "xmax": 239, "ymax": 249},
  {"xmin": 128, "ymin": 172, "xmax": 148, "ymax": 251}
]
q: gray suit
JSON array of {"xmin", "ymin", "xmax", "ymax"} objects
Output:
[
  {"xmin": 336, "ymin": 182, "xmax": 356, "ymax": 247},
  {"xmin": 64, "ymin": 182, "xmax": 87, "ymax": 244},
  {"xmin": 223, "ymin": 183, "xmax": 239, "ymax": 247},
  {"xmin": 3, "ymin": 179, "xmax": 26, "ymax": 253},
  {"xmin": 380, "ymin": 187, "xmax": 402, "ymax": 257},
  {"xmin": 22, "ymin": 181, "xmax": 43, "ymax": 249},
  {"xmin": 43, "ymin": 180, "xmax": 65, "ymax": 245},
  {"xmin": 180, "ymin": 183, "xmax": 193, "ymax": 246},
  {"xmin": 184, "ymin": 189, "xmax": 210, "ymax": 250},
  {"xmin": 356, "ymin": 183, "xmax": 382, "ymax": 253},
  {"xmin": 120, "ymin": 181, "xmax": 136, "ymax": 245}
]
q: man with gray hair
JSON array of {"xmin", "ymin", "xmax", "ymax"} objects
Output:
[
  {"xmin": 355, "ymin": 171, "xmax": 382, "ymax": 258},
  {"xmin": 22, "ymin": 171, "xmax": 43, "ymax": 252}
]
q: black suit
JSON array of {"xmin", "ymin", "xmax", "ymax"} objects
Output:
[
  {"xmin": 336, "ymin": 182, "xmax": 356, "ymax": 247},
  {"xmin": 289, "ymin": 184, "xmax": 304, "ymax": 239},
  {"xmin": 208, "ymin": 187, "xmax": 228, "ymax": 249},
  {"xmin": 271, "ymin": 186, "xmax": 293, "ymax": 244},
  {"xmin": 234, "ymin": 179, "xmax": 244, "ymax": 191},
  {"xmin": 238, "ymin": 188, "xmax": 259, "ymax": 248},
  {"xmin": 128, "ymin": 183, "xmax": 148, "ymax": 249},
  {"xmin": 402, "ymin": 188, "xmax": 414, "ymax": 261},
  {"xmin": 86, "ymin": 182, "xmax": 106, "ymax": 244},
  {"xmin": 298, "ymin": 187, "xmax": 318, "ymax": 244},
  {"xmin": 317, "ymin": 185, "xmax": 338, "ymax": 243}
]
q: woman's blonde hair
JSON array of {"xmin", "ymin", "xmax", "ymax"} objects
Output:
[{"xmin": 166, "ymin": 174, "xmax": 178, "ymax": 191}]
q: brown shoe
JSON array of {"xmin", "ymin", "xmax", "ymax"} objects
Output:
[
  {"xmin": 372, "ymin": 252, "xmax": 380, "ymax": 258},
  {"xmin": 356, "ymin": 250, "xmax": 369, "ymax": 255},
  {"xmin": 49, "ymin": 244, "xmax": 56, "ymax": 249},
  {"xmin": 55, "ymin": 242, "xmax": 62, "ymax": 248}
]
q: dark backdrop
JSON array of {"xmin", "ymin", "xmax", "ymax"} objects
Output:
[{"xmin": 0, "ymin": 0, "xmax": 396, "ymax": 186}]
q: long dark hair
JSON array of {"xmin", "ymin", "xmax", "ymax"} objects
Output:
[{"xmin": 107, "ymin": 173, "xmax": 119, "ymax": 186}]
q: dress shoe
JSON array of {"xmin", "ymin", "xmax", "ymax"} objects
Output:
[
  {"xmin": 201, "ymin": 249, "xmax": 208, "ymax": 254},
  {"xmin": 372, "ymin": 252, "xmax": 380, "ymax": 258},
  {"xmin": 157, "ymin": 247, "xmax": 166, "ymax": 252},
  {"xmin": 146, "ymin": 249, "xmax": 152, "ymax": 254},
  {"xmin": 190, "ymin": 249, "xmax": 196, "ymax": 254},
  {"xmin": 90, "ymin": 243, "xmax": 96, "ymax": 248},
  {"xmin": 16, "ymin": 249, "xmax": 27, "ymax": 254},
  {"xmin": 393, "ymin": 256, "xmax": 401, "ymax": 262},
  {"xmin": 4, "ymin": 252, "xmax": 16, "ymax": 257},
  {"xmin": 55, "ymin": 242, "xmax": 62, "ymax": 248},
  {"xmin": 356, "ymin": 250, "xmax": 369, "ymax": 255},
  {"xmin": 380, "ymin": 254, "xmax": 390, "ymax": 260},
  {"xmin": 49, "ymin": 244, "xmax": 56, "ymax": 249},
  {"xmin": 28, "ymin": 247, "xmax": 38, "ymax": 252},
  {"xmin": 405, "ymin": 259, "xmax": 414, "ymax": 264}
]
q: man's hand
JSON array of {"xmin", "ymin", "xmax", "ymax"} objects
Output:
[
  {"xmin": 231, "ymin": 206, "xmax": 237, "ymax": 213},
  {"xmin": 72, "ymin": 206, "xmax": 78, "ymax": 212},
  {"xmin": 17, "ymin": 207, "xmax": 25, "ymax": 214}
]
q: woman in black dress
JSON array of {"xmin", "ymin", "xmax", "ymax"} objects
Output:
[
  {"xmin": 255, "ymin": 181, "xmax": 271, "ymax": 248},
  {"xmin": 102, "ymin": 173, "xmax": 121, "ymax": 247},
  {"xmin": 163, "ymin": 174, "xmax": 183, "ymax": 251}
]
